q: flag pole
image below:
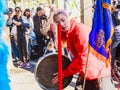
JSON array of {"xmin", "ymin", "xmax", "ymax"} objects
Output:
[
  {"xmin": 58, "ymin": 24, "xmax": 62, "ymax": 90},
  {"xmin": 82, "ymin": 50, "xmax": 90, "ymax": 90},
  {"xmin": 81, "ymin": 0, "xmax": 87, "ymax": 89}
]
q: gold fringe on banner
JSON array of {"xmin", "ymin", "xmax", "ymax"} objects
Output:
[{"xmin": 102, "ymin": 2, "xmax": 111, "ymax": 11}]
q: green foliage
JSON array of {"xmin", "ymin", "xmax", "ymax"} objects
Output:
[{"xmin": 36, "ymin": 0, "xmax": 49, "ymax": 4}]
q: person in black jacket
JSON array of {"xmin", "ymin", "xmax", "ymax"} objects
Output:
[
  {"xmin": 111, "ymin": 4, "xmax": 120, "ymax": 70},
  {"xmin": 12, "ymin": 7, "xmax": 30, "ymax": 68},
  {"xmin": 33, "ymin": 7, "xmax": 46, "ymax": 58}
]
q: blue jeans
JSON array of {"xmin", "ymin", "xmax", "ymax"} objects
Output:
[{"xmin": 11, "ymin": 37, "xmax": 19, "ymax": 59}]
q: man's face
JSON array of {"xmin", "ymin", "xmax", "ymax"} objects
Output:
[
  {"xmin": 8, "ymin": 11, "xmax": 13, "ymax": 17},
  {"xmin": 37, "ymin": 10, "xmax": 43, "ymax": 17},
  {"xmin": 54, "ymin": 14, "xmax": 70, "ymax": 32},
  {"xmin": 15, "ymin": 8, "xmax": 21, "ymax": 16}
]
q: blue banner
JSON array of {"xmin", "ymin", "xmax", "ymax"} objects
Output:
[{"xmin": 89, "ymin": 0, "xmax": 114, "ymax": 64}]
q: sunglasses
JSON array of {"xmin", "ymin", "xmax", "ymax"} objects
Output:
[{"xmin": 15, "ymin": 10, "xmax": 20, "ymax": 12}]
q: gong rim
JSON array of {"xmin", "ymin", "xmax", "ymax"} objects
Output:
[{"xmin": 34, "ymin": 53, "xmax": 73, "ymax": 90}]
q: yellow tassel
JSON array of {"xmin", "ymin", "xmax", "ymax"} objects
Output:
[{"xmin": 106, "ymin": 61, "xmax": 109, "ymax": 68}]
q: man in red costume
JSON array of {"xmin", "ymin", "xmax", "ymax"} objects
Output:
[{"xmin": 51, "ymin": 10, "xmax": 115, "ymax": 90}]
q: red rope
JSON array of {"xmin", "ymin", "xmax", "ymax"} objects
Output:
[
  {"xmin": 58, "ymin": 24, "xmax": 62, "ymax": 90},
  {"xmin": 111, "ymin": 69, "xmax": 120, "ymax": 90}
]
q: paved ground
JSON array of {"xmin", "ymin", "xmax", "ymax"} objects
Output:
[
  {"xmin": 8, "ymin": 60, "xmax": 77, "ymax": 90},
  {"xmin": 3, "ymin": 26, "xmax": 77, "ymax": 90}
]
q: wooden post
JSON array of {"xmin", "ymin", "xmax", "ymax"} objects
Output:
[{"xmin": 80, "ymin": 0, "xmax": 84, "ymax": 23}]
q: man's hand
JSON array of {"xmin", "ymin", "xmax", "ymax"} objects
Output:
[
  {"xmin": 51, "ymin": 72, "xmax": 58, "ymax": 85},
  {"xmin": 51, "ymin": 72, "xmax": 65, "ymax": 85},
  {"xmin": 13, "ymin": 19, "xmax": 21, "ymax": 26},
  {"xmin": 17, "ymin": 22, "xmax": 21, "ymax": 26}
]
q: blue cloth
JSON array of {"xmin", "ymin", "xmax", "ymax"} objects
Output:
[
  {"xmin": 11, "ymin": 38, "xmax": 19, "ymax": 59},
  {"xmin": 0, "ymin": 0, "xmax": 11, "ymax": 90},
  {"xmin": 89, "ymin": 0, "xmax": 113, "ymax": 61},
  {"xmin": 30, "ymin": 31, "xmax": 36, "ymax": 40},
  {"xmin": 30, "ymin": 31, "xmax": 38, "ymax": 46}
]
